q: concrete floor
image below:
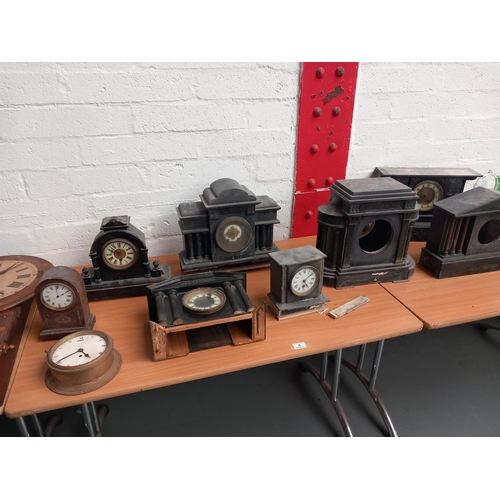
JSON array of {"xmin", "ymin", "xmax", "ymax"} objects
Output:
[{"xmin": 2, "ymin": 317, "xmax": 500, "ymax": 437}]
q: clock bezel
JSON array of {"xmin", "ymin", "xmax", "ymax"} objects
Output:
[
  {"xmin": 40, "ymin": 281, "xmax": 77, "ymax": 312},
  {"xmin": 101, "ymin": 237, "xmax": 139, "ymax": 271},
  {"xmin": 413, "ymin": 180, "xmax": 444, "ymax": 212},
  {"xmin": 289, "ymin": 265, "xmax": 320, "ymax": 297},
  {"xmin": 181, "ymin": 287, "xmax": 227, "ymax": 315}
]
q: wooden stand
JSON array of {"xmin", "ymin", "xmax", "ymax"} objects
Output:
[{"xmin": 149, "ymin": 303, "xmax": 266, "ymax": 360}]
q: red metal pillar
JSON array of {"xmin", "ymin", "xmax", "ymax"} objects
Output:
[{"xmin": 292, "ymin": 62, "xmax": 359, "ymax": 237}]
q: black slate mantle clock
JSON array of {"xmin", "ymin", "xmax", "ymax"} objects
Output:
[
  {"xmin": 177, "ymin": 178, "xmax": 281, "ymax": 272},
  {"xmin": 82, "ymin": 215, "xmax": 171, "ymax": 300}
]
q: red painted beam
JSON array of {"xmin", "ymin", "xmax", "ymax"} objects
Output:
[{"xmin": 292, "ymin": 62, "xmax": 358, "ymax": 237}]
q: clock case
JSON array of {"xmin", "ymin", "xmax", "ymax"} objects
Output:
[
  {"xmin": 35, "ymin": 266, "xmax": 96, "ymax": 341},
  {"xmin": 420, "ymin": 187, "xmax": 500, "ymax": 278},
  {"xmin": 147, "ymin": 271, "xmax": 266, "ymax": 361},
  {"xmin": 316, "ymin": 178, "xmax": 419, "ymax": 288},
  {"xmin": 0, "ymin": 255, "xmax": 53, "ymax": 411},
  {"xmin": 267, "ymin": 245, "xmax": 330, "ymax": 320},
  {"xmin": 373, "ymin": 167, "xmax": 481, "ymax": 241},
  {"xmin": 177, "ymin": 178, "xmax": 281, "ymax": 272},
  {"xmin": 81, "ymin": 215, "xmax": 171, "ymax": 300}
]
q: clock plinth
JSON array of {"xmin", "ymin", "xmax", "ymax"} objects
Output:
[{"xmin": 316, "ymin": 178, "xmax": 419, "ymax": 288}]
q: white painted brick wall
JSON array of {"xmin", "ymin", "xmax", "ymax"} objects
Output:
[{"xmin": 1, "ymin": 61, "xmax": 499, "ymax": 266}]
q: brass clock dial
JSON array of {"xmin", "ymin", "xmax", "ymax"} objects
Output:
[
  {"xmin": 40, "ymin": 283, "xmax": 75, "ymax": 311},
  {"xmin": 45, "ymin": 330, "xmax": 122, "ymax": 395},
  {"xmin": 413, "ymin": 180, "xmax": 444, "ymax": 212},
  {"xmin": 290, "ymin": 266, "xmax": 320, "ymax": 297},
  {"xmin": 101, "ymin": 238, "xmax": 138, "ymax": 270},
  {"xmin": 215, "ymin": 216, "xmax": 252, "ymax": 253},
  {"xmin": 182, "ymin": 287, "xmax": 226, "ymax": 315}
]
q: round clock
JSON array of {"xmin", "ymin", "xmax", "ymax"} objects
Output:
[
  {"xmin": 413, "ymin": 180, "xmax": 444, "ymax": 211},
  {"xmin": 45, "ymin": 330, "xmax": 122, "ymax": 395},
  {"xmin": 181, "ymin": 287, "xmax": 226, "ymax": 315},
  {"xmin": 0, "ymin": 255, "xmax": 53, "ymax": 311},
  {"xmin": 40, "ymin": 282, "xmax": 75, "ymax": 311},
  {"xmin": 101, "ymin": 238, "xmax": 139, "ymax": 270},
  {"xmin": 215, "ymin": 216, "xmax": 252, "ymax": 253},
  {"xmin": 290, "ymin": 266, "xmax": 320, "ymax": 297}
]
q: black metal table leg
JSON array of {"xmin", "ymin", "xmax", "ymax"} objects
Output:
[
  {"xmin": 80, "ymin": 402, "xmax": 109, "ymax": 437},
  {"xmin": 299, "ymin": 351, "xmax": 354, "ymax": 437},
  {"xmin": 15, "ymin": 413, "xmax": 62, "ymax": 436},
  {"xmin": 339, "ymin": 340, "xmax": 398, "ymax": 437}
]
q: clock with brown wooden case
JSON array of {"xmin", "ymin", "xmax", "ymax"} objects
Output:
[
  {"xmin": 35, "ymin": 266, "xmax": 96, "ymax": 341},
  {"xmin": 0, "ymin": 255, "xmax": 54, "ymax": 409}
]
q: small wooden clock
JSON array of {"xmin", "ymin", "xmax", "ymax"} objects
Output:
[
  {"xmin": 35, "ymin": 266, "xmax": 96, "ymax": 341},
  {"xmin": 81, "ymin": 215, "xmax": 171, "ymax": 300},
  {"xmin": 45, "ymin": 330, "xmax": 122, "ymax": 395},
  {"xmin": 267, "ymin": 245, "xmax": 330, "ymax": 320},
  {"xmin": 373, "ymin": 167, "xmax": 481, "ymax": 241}
]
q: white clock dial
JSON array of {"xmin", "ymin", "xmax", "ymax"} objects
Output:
[
  {"xmin": 41, "ymin": 283, "xmax": 75, "ymax": 311},
  {"xmin": 102, "ymin": 239, "xmax": 138, "ymax": 270},
  {"xmin": 290, "ymin": 266, "xmax": 319, "ymax": 297},
  {"xmin": 51, "ymin": 333, "xmax": 107, "ymax": 367}
]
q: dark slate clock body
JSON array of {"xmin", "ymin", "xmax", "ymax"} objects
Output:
[
  {"xmin": 316, "ymin": 177, "xmax": 419, "ymax": 288},
  {"xmin": 82, "ymin": 215, "xmax": 171, "ymax": 300},
  {"xmin": 373, "ymin": 167, "xmax": 481, "ymax": 241},
  {"xmin": 420, "ymin": 187, "xmax": 500, "ymax": 278},
  {"xmin": 177, "ymin": 178, "xmax": 281, "ymax": 272}
]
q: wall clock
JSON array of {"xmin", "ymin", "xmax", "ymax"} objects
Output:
[
  {"xmin": 316, "ymin": 177, "xmax": 419, "ymax": 288},
  {"xmin": 177, "ymin": 178, "xmax": 281, "ymax": 272},
  {"xmin": 373, "ymin": 167, "xmax": 481, "ymax": 241},
  {"xmin": 0, "ymin": 255, "xmax": 53, "ymax": 409},
  {"xmin": 147, "ymin": 271, "xmax": 266, "ymax": 360},
  {"xmin": 45, "ymin": 330, "xmax": 122, "ymax": 395},
  {"xmin": 420, "ymin": 187, "xmax": 500, "ymax": 278},
  {"xmin": 35, "ymin": 266, "xmax": 96, "ymax": 341},
  {"xmin": 81, "ymin": 215, "xmax": 171, "ymax": 300},
  {"xmin": 267, "ymin": 245, "xmax": 330, "ymax": 320}
]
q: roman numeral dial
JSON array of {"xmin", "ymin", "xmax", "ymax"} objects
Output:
[
  {"xmin": 0, "ymin": 260, "xmax": 39, "ymax": 299},
  {"xmin": 40, "ymin": 283, "xmax": 75, "ymax": 311},
  {"xmin": 102, "ymin": 239, "xmax": 138, "ymax": 270}
]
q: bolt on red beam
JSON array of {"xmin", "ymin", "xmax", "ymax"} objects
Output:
[{"xmin": 292, "ymin": 62, "xmax": 358, "ymax": 237}]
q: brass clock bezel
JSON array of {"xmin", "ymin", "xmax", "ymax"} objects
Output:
[
  {"xmin": 39, "ymin": 282, "xmax": 76, "ymax": 311},
  {"xmin": 181, "ymin": 287, "xmax": 227, "ymax": 315},
  {"xmin": 413, "ymin": 180, "xmax": 444, "ymax": 212},
  {"xmin": 289, "ymin": 265, "xmax": 321, "ymax": 297},
  {"xmin": 45, "ymin": 330, "xmax": 122, "ymax": 395},
  {"xmin": 101, "ymin": 238, "xmax": 139, "ymax": 270},
  {"xmin": 215, "ymin": 216, "xmax": 253, "ymax": 253}
]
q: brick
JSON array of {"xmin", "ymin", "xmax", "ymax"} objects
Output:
[
  {"xmin": 428, "ymin": 117, "xmax": 500, "ymax": 142},
  {"xmin": 24, "ymin": 165, "xmax": 147, "ymax": 199},
  {"xmin": 352, "ymin": 119, "xmax": 430, "ymax": 146},
  {"xmin": 0, "ymin": 106, "xmax": 133, "ymax": 140},
  {"xmin": 354, "ymin": 93, "xmax": 392, "ymax": 121},
  {"xmin": 196, "ymin": 69, "xmax": 299, "ymax": 100},
  {"xmin": 0, "ymin": 171, "xmax": 26, "ymax": 201},
  {"xmin": 256, "ymin": 155, "xmax": 294, "ymax": 181},
  {"xmin": 0, "ymin": 139, "xmax": 79, "ymax": 170}
]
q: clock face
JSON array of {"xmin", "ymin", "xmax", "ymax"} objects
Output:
[
  {"xmin": 50, "ymin": 332, "xmax": 107, "ymax": 367},
  {"xmin": 0, "ymin": 260, "xmax": 40, "ymax": 301},
  {"xmin": 40, "ymin": 283, "xmax": 75, "ymax": 311},
  {"xmin": 413, "ymin": 180, "xmax": 444, "ymax": 212},
  {"xmin": 182, "ymin": 287, "xmax": 226, "ymax": 315},
  {"xmin": 102, "ymin": 239, "xmax": 138, "ymax": 270},
  {"xmin": 290, "ymin": 266, "xmax": 320, "ymax": 297},
  {"xmin": 215, "ymin": 216, "xmax": 252, "ymax": 253}
]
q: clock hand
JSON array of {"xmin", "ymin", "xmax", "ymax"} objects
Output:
[
  {"xmin": 0, "ymin": 262, "xmax": 22, "ymax": 275},
  {"xmin": 56, "ymin": 348, "xmax": 87, "ymax": 364}
]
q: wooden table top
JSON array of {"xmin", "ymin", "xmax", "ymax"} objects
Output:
[
  {"xmin": 381, "ymin": 242, "xmax": 500, "ymax": 329},
  {"xmin": 5, "ymin": 236, "xmax": 423, "ymax": 418}
]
